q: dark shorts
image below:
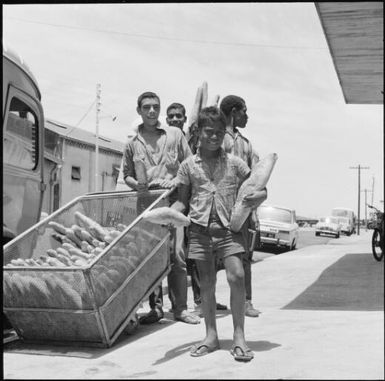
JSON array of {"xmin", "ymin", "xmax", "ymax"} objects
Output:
[{"xmin": 187, "ymin": 221, "xmax": 246, "ymax": 262}]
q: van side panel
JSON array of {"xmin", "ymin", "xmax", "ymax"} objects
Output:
[{"xmin": 3, "ymin": 55, "xmax": 45, "ymax": 242}]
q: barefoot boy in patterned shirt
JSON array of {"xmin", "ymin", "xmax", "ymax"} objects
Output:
[{"xmin": 171, "ymin": 106, "xmax": 266, "ymax": 362}]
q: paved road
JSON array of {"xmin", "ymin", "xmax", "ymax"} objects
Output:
[
  {"xmin": 297, "ymin": 227, "xmax": 333, "ymax": 248},
  {"xmin": 4, "ymin": 230, "xmax": 383, "ymax": 379}
]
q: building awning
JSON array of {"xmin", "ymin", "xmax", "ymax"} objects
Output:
[{"xmin": 315, "ymin": 2, "xmax": 383, "ymax": 104}]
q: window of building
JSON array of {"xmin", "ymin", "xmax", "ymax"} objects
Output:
[{"xmin": 71, "ymin": 166, "xmax": 81, "ymax": 181}]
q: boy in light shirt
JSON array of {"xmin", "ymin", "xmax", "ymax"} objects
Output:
[{"xmin": 172, "ymin": 106, "xmax": 266, "ymax": 361}]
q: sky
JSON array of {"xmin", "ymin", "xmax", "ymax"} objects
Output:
[{"xmin": 3, "ymin": 3, "xmax": 383, "ymax": 218}]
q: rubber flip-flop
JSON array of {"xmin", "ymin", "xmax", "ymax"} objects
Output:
[
  {"xmin": 190, "ymin": 343, "xmax": 219, "ymax": 357},
  {"xmin": 230, "ymin": 345, "xmax": 254, "ymax": 362}
]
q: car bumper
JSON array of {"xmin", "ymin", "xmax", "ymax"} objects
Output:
[
  {"xmin": 316, "ymin": 229, "xmax": 339, "ymax": 236},
  {"xmin": 260, "ymin": 235, "xmax": 291, "ymax": 247}
]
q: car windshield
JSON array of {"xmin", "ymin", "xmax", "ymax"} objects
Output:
[
  {"xmin": 257, "ymin": 207, "xmax": 292, "ymax": 223},
  {"xmin": 320, "ymin": 217, "xmax": 339, "ymax": 224}
]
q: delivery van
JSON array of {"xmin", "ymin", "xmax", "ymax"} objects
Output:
[
  {"xmin": 331, "ymin": 207, "xmax": 356, "ymax": 236},
  {"xmin": 3, "ymin": 45, "xmax": 46, "ymax": 244}
]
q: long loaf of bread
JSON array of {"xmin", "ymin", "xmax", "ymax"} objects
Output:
[
  {"xmin": 230, "ymin": 153, "xmax": 278, "ymax": 232},
  {"xmin": 142, "ymin": 207, "xmax": 191, "ymax": 227}
]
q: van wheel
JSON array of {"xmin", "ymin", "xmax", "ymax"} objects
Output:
[{"xmin": 291, "ymin": 240, "xmax": 296, "ymax": 250}]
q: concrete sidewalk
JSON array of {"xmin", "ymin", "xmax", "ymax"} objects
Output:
[{"xmin": 4, "ymin": 231, "xmax": 384, "ymax": 379}]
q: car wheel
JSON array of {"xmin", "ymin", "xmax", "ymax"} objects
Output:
[
  {"xmin": 315, "ymin": 232, "xmax": 320, "ymax": 236},
  {"xmin": 336, "ymin": 233, "xmax": 340, "ymax": 238},
  {"xmin": 291, "ymin": 240, "xmax": 296, "ymax": 250}
]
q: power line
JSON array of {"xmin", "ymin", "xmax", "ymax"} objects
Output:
[
  {"xmin": 75, "ymin": 99, "xmax": 96, "ymax": 127},
  {"xmin": 5, "ymin": 17, "xmax": 327, "ymax": 50}
]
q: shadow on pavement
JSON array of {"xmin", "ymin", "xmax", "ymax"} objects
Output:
[
  {"xmin": 152, "ymin": 338, "xmax": 281, "ymax": 365},
  {"xmin": 3, "ymin": 310, "xmax": 231, "ymax": 360},
  {"xmin": 282, "ymin": 253, "xmax": 384, "ymax": 311}
]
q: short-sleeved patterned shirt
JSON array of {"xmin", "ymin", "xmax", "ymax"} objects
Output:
[
  {"xmin": 177, "ymin": 148, "xmax": 250, "ymax": 228},
  {"xmin": 223, "ymin": 127, "xmax": 259, "ymax": 169},
  {"xmin": 122, "ymin": 123, "xmax": 192, "ymax": 183}
]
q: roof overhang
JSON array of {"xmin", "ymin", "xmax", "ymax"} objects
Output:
[{"xmin": 315, "ymin": 2, "xmax": 383, "ymax": 104}]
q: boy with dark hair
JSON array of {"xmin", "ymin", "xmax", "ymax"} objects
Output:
[
  {"xmin": 166, "ymin": 102, "xmax": 228, "ymax": 314},
  {"xmin": 122, "ymin": 91, "xmax": 200, "ymax": 325},
  {"xmin": 166, "ymin": 103, "xmax": 187, "ymax": 131},
  {"xmin": 171, "ymin": 106, "xmax": 266, "ymax": 361},
  {"xmin": 220, "ymin": 94, "xmax": 264, "ymax": 318}
]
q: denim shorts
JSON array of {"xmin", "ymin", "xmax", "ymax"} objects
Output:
[{"xmin": 187, "ymin": 221, "xmax": 246, "ymax": 262}]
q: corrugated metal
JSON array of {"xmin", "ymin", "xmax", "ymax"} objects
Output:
[
  {"xmin": 315, "ymin": 2, "xmax": 383, "ymax": 104},
  {"xmin": 45, "ymin": 119, "xmax": 125, "ymax": 154}
]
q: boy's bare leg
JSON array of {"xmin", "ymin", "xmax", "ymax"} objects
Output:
[
  {"xmin": 192, "ymin": 259, "xmax": 220, "ymax": 354},
  {"xmin": 224, "ymin": 254, "xmax": 249, "ymax": 351}
]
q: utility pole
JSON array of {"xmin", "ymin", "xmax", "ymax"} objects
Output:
[
  {"xmin": 350, "ymin": 165, "xmax": 369, "ymax": 235},
  {"xmin": 371, "ymin": 176, "xmax": 375, "ymax": 206},
  {"xmin": 95, "ymin": 83, "xmax": 101, "ymax": 192},
  {"xmin": 361, "ymin": 188, "xmax": 373, "ymax": 228}
]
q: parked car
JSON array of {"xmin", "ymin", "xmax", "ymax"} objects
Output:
[
  {"xmin": 315, "ymin": 216, "xmax": 341, "ymax": 238},
  {"xmin": 255, "ymin": 205, "xmax": 299, "ymax": 251}
]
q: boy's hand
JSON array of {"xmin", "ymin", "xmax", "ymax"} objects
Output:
[
  {"xmin": 149, "ymin": 178, "xmax": 176, "ymax": 189},
  {"xmin": 243, "ymin": 189, "xmax": 267, "ymax": 208},
  {"xmin": 135, "ymin": 182, "xmax": 148, "ymax": 192}
]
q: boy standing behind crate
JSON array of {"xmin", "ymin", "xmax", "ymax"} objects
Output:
[
  {"xmin": 122, "ymin": 91, "xmax": 200, "ymax": 325},
  {"xmin": 220, "ymin": 95, "xmax": 263, "ymax": 318},
  {"xmin": 171, "ymin": 106, "xmax": 266, "ymax": 361}
]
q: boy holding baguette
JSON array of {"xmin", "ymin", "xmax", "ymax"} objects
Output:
[
  {"xmin": 171, "ymin": 106, "xmax": 266, "ymax": 361},
  {"xmin": 122, "ymin": 91, "xmax": 200, "ymax": 325}
]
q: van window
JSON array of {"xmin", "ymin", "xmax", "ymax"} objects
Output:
[{"xmin": 3, "ymin": 97, "xmax": 39, "ymax": 170}]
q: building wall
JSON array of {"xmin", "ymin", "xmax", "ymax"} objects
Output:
[{"xmin": 60, "ymin": 139, "xmax": 122, "ymax": 206}]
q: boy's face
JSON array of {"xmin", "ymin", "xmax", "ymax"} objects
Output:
[
  {"xmin": 137, "ymin": 97, "xmax": 160, "ymax": 126},
  {"xmin": 233, "ymin": 102, "xmax": 248, "ymax": 128},
  {"xmin": 166, "ymin": 107, "xmax": 186, "ymax": 130},
  {"xmin": 199, "ymin": 121, "xmax": 226, "ymax": 151}
]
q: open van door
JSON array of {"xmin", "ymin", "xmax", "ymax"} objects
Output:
[{"xmin": 3, "ymin": 48, "xmax": 45, "ymax": 243}]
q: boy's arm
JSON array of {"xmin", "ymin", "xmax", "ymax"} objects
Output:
[
  {"xmin": 122, "ymin": 141, "xmax": 147, "ymax": 191},
  {"xmin": 170, "ymin": 183, "xmax": 190, "ymax": 214},
  {"xmin": 237, "ymin": 157, "xmax": 267, "ymax": 208},
  {"xmin": 170, "ymin": 159, "xmax": 191, "ymax": 213}
]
